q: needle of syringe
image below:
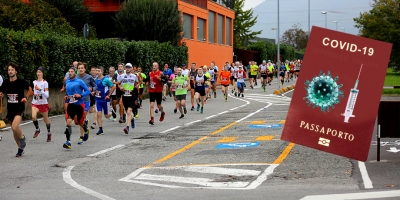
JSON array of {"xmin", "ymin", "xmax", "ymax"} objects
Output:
[{"xmin": 354, "ymin": 64, "xmax": 363, "ymax": 89}]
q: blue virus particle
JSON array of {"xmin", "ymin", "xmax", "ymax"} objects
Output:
[{"xmin": 304, "ymin": 70, "xmax": 344, "ymax": 112}]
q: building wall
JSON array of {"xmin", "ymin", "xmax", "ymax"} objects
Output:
[{"xmin": 178, "ymin": 0, "xmax": 234, "ymax": 69}]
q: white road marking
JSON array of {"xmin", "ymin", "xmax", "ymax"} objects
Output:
[
  {"xmin": 246, "ymin": 164, "xmax": 278, "ymax": 189},
  {"xmin": 358, "ymin": 161, "xmax": 373, "ymax": 189},
  {"xmin": 281, "ymin": 88, "xmax": 294, "ymax": 95},
  {"xmin": 87, "ymin": 145, "xmax": 125, "ymax": 157},
  {"xmin": 236, "ymin": 103, "xmax": 273, "ymax": 123},
  {"xmin": 204, "ymin": 115, "xmax": 217, "ymax": 119},
  {"xmin": 185, "ymin": 120, "xmax": 201, "ymax": 125},
  {"xmin": 160, "ymin": 126, "xmax": 181, "ymax": 134},
  {"xmin": 218, "ymin": 111, "xmax": 229, "ymax": 115},
  {"xmin": 135, "ymin": 173, "xmax": 249, "ymax": 188},
  {"xmin": 181, "ymin": 166, "xmax": 261, "ymax": 176},
  {"xmin": 230, "ymin": 107, "xmax": 239, "ymax": 111},
  {"xmin": 300, "ymin": 190, "xmax": 400, "ymax": 200},
  {"xmin": 63, "ymin": 166, "xmax": 116, "ymax": 200}
]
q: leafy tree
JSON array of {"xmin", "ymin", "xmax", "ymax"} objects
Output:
[
  {"xmin": 115, "ymin": 0, "xmax": 182, "ymax": 45},
  {"xmin": 44, "ymin": 0, "xmax": 92, "ymax": 32},
  {"xmin": 354, "ymin": 0, "xmax": 399, "ymax": 69},
  {"xmin": 281, "ymin": 23, "xmax": 308, "ymax": 50},
  {"xmin": 234, "ymin": 0, "xmax": 262, "ymax": 49}
]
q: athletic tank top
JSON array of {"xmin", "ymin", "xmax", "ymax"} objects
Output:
[
  {"xmin": 149, "ymin": 70, "xmax": 163, "ymax": 93},
  {"xmin": 195, "ymin": 74, "xmax": 206, "ymax": 90}
]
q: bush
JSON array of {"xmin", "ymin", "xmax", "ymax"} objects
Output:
[
  {"xmin": 247, "ymin": 40, "xmax": 295, "ymax": 63},
  {"xmin": 0, "ymin": 27, "xmax": 188, "ymax": 86}
]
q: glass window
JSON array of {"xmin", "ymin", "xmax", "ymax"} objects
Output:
[
  {"xmin": 197, "ymin": 18, "xmax": 205, "ymax": 41},
  {"xmin": 208, "ymin": 11, "xmax": 215, "ymax": 43},
  {"xmin": 218, "ymin": 14, "xmax": 223, "ymax": 44},
  {"xmin": 183, "ymin": 13, "xmax": 193, "ymax": 39},
  {"xmin": 226, "ymin": 17, "xmax": 231, "ymax": 46}
]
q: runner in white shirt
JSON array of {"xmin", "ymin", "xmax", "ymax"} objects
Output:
[
  {"xmin": 115, "ymin": 63, "xmax": 127, "ymax": 123},
  {"xmin": 31, "ymin": 67, "xmax": 52, "ymax": 142},
  {"xmin": 231, "ymin": 62, "xmax": 239, "ymax": 96},
  {"xmin": 236, "ymin": 66, "xmax": 246, "ymax": 97},
  {"xmin": 181, "ymin": 64, "xmax": 189, "ymax": 77}
]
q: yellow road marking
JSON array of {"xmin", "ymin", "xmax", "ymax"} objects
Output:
[
  {"xmin": 256, "ymin": 136, "xmax": 274, "ymax": 141},
  {"xmin": 200, "ymin": 140, "xmax": 254, "ymax": 144},
  {"xmin": 251, "ymin": 120, "xmax": 266, "ymax": 124},
  {"xmin": 150, "ymin": 162, "xmax": 271, "ymax": 168},
  {"xmin": 144, "ymin": 122, "xmax": 237, "ymax": 168},
  {"xmin": 272, "ymin": 143, "xmax": 295, "ymax": 164},
  {"xmin": 280, "ymin": 120, "xmax": 286, "ymax": 124},
  {"xmin": 217, "ymin": 136, "xmax": 238, "ymax": 143}
]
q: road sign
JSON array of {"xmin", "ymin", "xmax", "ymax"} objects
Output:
[
  {"xmin": 216, "ymin": 142, "xmax": 260, "ymax": 149},
  {"xmin": 249, "ymin": 124, "xmax": 282, "ymax": 129}
]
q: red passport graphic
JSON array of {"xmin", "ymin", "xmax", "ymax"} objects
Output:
[{"xmin": 281, "ymin": 26, "xmax": 392, "ymax": 161}]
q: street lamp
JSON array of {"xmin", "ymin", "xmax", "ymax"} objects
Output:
[
  {"xmin": 321, "ymin": 11, "xmax": 327, "ymax": 28},
  {"xmin": 308, "ymin": 0, "xmax": 310, "ymax": 37},
  {"xmin": 333, "ymin": 20, "xmax": 338, "ymax": 31},
  {"xmin": 341, "ymin": 27, "xmax": 345, "ymax": 32},
  {"xmin": 277, "ymin": 0, "xmax": 281, "ymax": 89}
]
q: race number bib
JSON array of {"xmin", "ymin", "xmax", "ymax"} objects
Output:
[
  {"xmin": 190, "ymin": 76, "xmax": 194, "ymax": 81},
  {"xmin": 69, "ymin": 95, "xmax": 77, "ymax": 103},
  {"xmin": 223, "ymin": 78, "xmax": 227, "ymax": 81},
  {"xmin": 150, "ymin": 82, "xmax": 156, "ymax": 89},
  {"xmin": 124, "ymin": 90, "xmax": 132, "ymax": 96},
  {"xmin": 196, "ymin": 81, "xmax": 202, "ymax": 86},
  {"xmin": 7, "ymin": 94, "xmax": 18, "ymax": 103},
  {"xmin": 95, "ymin": 91, "xmax": 101, "ymax": 98},
  {"xmin": 177, "ymin": 85, "xmax": 183, "ymax": 89},
  {"xmin": 33, "ymin": 94, "xmax": 42, "ymax": 101},
  {"xmin": 238, "ymin": 75, "xmax": 244, "ymax": 80}
]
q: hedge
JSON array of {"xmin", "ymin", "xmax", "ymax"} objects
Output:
[
  {"xmin": 0, "ymin": 27, "xmax": 188, "ymax": 86},
  {"xmin": 247, "ymin": 40, "xmax": 296, "ymax": 62}
]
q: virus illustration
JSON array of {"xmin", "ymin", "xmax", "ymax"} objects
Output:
[{"xmin": 304, "ymin": 70, "xmax": 344, "ymax": 112}]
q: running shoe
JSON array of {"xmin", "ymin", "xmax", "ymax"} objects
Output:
[
  {"xmin": 200, "ymin": 107, "xmax": 204, "ymax": 114},
  {"xmin": 140, "ymin": 104, "xmax": 143, "ymax": 109},
  {"xmin": 84, "ymin": 119, "xmax": 89, "ymax": 127},
  {"xmin": 190, "ymin": 106, "xmax": 195, "ymax": 111},
  {"xmin": 96, "ymin": 129, "xmax": 103, "ymax": 135},
  {"xmin": 90, "ymin": 123, "xmax": 96, "ymax": 129},
  {"xmin": 131, "ymin": 118, "xmax": 135, "ymax": 129},
  {"xmin": 179, "ymin": 114, "xmax": 184, "ymax": 119},
  {"xmin": 183, "ymin": 107, "xmax": 187, "ymax": 114},
  {"xmin": 47, "ymin": 133, "xmax": 52, "ymax": 142},
  {"xmin": 225, "ymin": 98, "xmax": 228, "ymax": 102},
  {"xmin": 197, "ymin": 104, "xmax": 200, "ymax": 112},
  {"xmin": 78, "ymin": 138, "xmax": 84, "ymax": 145},
  {"xmin": 214, "ymin": 92, "xmax": 217, "ymax": 98},
  {"xmin": 16, "ymin": 148, "xmax": 24, "ymax": 157},
  {"xmin": 241, "ymin": 93, "xmax": 244, "ymax": 97},
  {"xmin": 234, "ymin": 92, "xmax": 237, "ymax": 96},
  {"xmin": 123, "ymin": 127, "xmax": 129, "ymax": 134},
  {"xmin": 119, "ymin": 117, "xmax": 124, "ymax": 123},
  {"xmin": 174, "ymin": 108, "xmax": 177, "ymax": 113},
  {"xmin": 135, "ymin": 110, "xmax": 140, "ymax": 118},
  {"xmin": 160, "ymin": 112, "xmax": 165, "ymax": 122},
  {"xmin": 20, "ymin": 135, "xmax": 26, "ymax": 150},
  {"xmin": 112, "ymin": 117, "xmax": 117, "ymax": 122},
  {"xmin": 162, "ymin": 96, "xmax": 166, "ymax": 101},
  {"xmin": 155, "ymin": 109, "xmax": 159, "ymax": 113},
  {"xmin": 63, "ymin": 140, "xmax": 71, "ymax": 149},
  {"xmin": 83, "ymin": 129, "xmax": 89, "ymax": 141},
  {"xmin": 169, "ymin": 92, "xmax": 172, "ymax": 97},
  {"xmin": 149, "ymin": 119, "xmax": 154, "ymax": 125},
  {"xmin": 231, "ymin": 90, "xmax": 234, "ymax": 94},
  {"xmin": 33, "ymin": 129, "xmax": 40, "ymax": 138},
  {"xmin": 250, "ymin": 85, "xmax": 253, "ymax": 89}
]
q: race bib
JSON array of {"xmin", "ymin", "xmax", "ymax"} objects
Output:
[
  {"xmin": 7, "ymin": 94, "xmax": 18, "ymax": 103},
  {"xmin": 223, "ymin": 78, "xmax": 227, "ymax": 81},
  {"xmin": 238, "ymin": 75, "xmax": 244, "ymax": 79},
  {"xmin": 196, "ymin": 81, "xmax": 203, "ymax": 86},
  {"xmin": 124, "ymin": 90, "xmax": 132, "ymax": 96},
  {"xmin": 69, "ymin": 95, "xmax": 77, "ymax": 103},
  {"xmin": 150, "ymin": 82, "xmax": 156, "ymax": 89},
  {"xmin": 95, "ymin": 91, "xmax": 101, "ymax": 98},
  {"xmin": 33, "ymin": 94, "xmax": 42, "ymax": 101},
  {"xmin": 190, "ymin": 76, "xmax": 194, "ymax": 80},
  {"xmin": 177, "ymin": 85, "xmax": 183, "ymax": 89}
]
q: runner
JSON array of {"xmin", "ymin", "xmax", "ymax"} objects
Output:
[
  {"xmin": 162, "ymin": 63, "xmax": 173, "ymax": 101},
  {"xmin": 137, "ymin": 66, "xmax": 147, "ymax": 109},
  {"xmin": 231, "ymin": 62, "xmax": 239, "ymax": 96},
  {"xmin": 147, "ymin": 62, "xmax": 166, "ymax": 125},
  {"xmin": 195, "ymin": 67, "xmax": 208, "ymax": 113},
  {"xmin": 88, "ymin": 66, "xmax": 98, "ymax": 129},
  {"xmin": 118, "ymin": 64, "xmax": 139, "ymax": 134},
  {"xmin": 189, "ymin": 62, "xmax": 197, "ymax": 111},
  {"xmin": 249, "ymin": 61, "xmax": 258, "ymax": 89},
  {"xmin": 0, "ymin": 63, "xmax": 32, "ymax": 157},
  {"xmin": 285, "ymin": 61, "xmax": 290, "ymax": 82},
  {"xmin": 31, "ymin": 67, "xmax": 52, "ymax": 142},
  {"xmin": 280, "ymin": 63, "xmax": 287, "ymax": 85},
  {"xmin": 169, "ymin": 67, "xmax": 178, "ymax": 113},
  {"xmin": 181, "ymin": 63, "xmax": 189, "ymax": 77},
  {"xmin": 267, "ymin": 60, "xmax": 274, "ymax": 86},
  {"xmin": 236, "ymin": 66, "xmax": 246, "ymax": 97},
  {"xmin": 209, "ymin": 62, "xmax": 218, "ymax": 98},
  {"xmin": 77, "ymin": 63, "xmax": 97, "ymax": 144},
  {"xmin": 295, "ymin": 60, "xmax": 301, "ymax": 78},
  {"xmin": 63, "ymin": 67, "xmax": 90, "ymax": 149},
  {"xmin": 115, "ymin": 63, "xmax": 126, "ymax": 123},
  {"xmin": 290, "ymin": 60, "xmax": 295, "ymax": 80},
  {"xmin": 107, "ymin": 66, "xmax": 117, "ymax": 121},
  {"xmin": 219, "ymin": 64, "xmax": 231, "ymax": 102},
  {"xmin": 94, "ymin": 66, "xmax": 115, "ymax": 135},
  {"xmin": 203, "ymin": 65, "xmax": 211, "ymax": 101},
  {"xmin": 259, "ymin": 60, "xmax": 268, "ymax": 92},
  {"xmin": 172, "ymin": 67, "xmax": 189, "ymax": 118}
]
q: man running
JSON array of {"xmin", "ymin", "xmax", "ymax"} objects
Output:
[
  {"xmin": 63, "ymin": 67, "xmax": 90, "ymax": 149},
  {"xmin": 195, "ymin": 67, "xmax": 208, "ymax": 113},
  {"xmin": 249, "ymin": 61, "xmax": 258, "ymax": 89},
  {"xmin": 88, "ymin": 66, "xmax": 98, "ymax": 129},
  {"xmin": 162, "ymin": 63, "xmax": 173, "ymax": 100},
  {"xmin": 267, "ymin": 60, "xmax": 274, "ymax": 86},
  {"xmin": 219, "ymin": 64, "xmax": 231, "ymax": 102},
  {"xmin": 118, "ymin": 63, "xmax": 139, "ymax": 134},
  {"xmin": 259, "ymin": 60, "xmax": 268, "ymax": 92},
  {"xmin": 31, "ymin": 67, "xmax": 52, "ymax": 142},
  {"xmin": 137, "ymin": 66, "xmax": 147, "ymax": 109},
  {"xmin": 189, "ymin": 62, "xmax": 197, "ymax": 111},
  {"xmin": 231, "ymin": 62, "xmax": 239, "ymax": 96},
  {"xmin": 95, "ymin": 66, "xmax": 116, "ymax": 135},
  {"xmin": 147, "ymin": 62, "xmax": 166, "ymax": 125},
  {"xmin": 181, "ymin": 64, "xmax": 189, "ymax": 77},
  {"xmin": 236, "ymin": 66, "xmax": 246, "ymax": 97},
  {"xmin": 209, "ymin": 62, "xmax": 218, "ymax": 98},
  {"xmin": 172, "ymin": 67, "xmax": 189, "ymax": 119},
  {"xmin": 0, "ymin": 63, "xmax": 32, "ymax": 157},
  {"xmin": 115, "ymin": 63, "xmax": 126, "ymax": 123},
  {"xmin": 108, "ymin": 66, "xmax": 118, "ymax": 121},
  {"xmin": 77, "ymin": 63, "xmax": 97, "ymax": 144}
]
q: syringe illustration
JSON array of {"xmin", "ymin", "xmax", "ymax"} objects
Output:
[{"xmin": 341, "ymin": 64, "xmax": 363, "ymax": 123}]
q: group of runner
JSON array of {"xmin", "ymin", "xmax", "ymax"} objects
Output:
[{"xmin": 0, "ymin": 59, "xmax": 300, "ymax": 157}]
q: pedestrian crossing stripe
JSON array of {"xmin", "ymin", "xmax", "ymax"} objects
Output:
[{"xmin": 243, "ymin": 94, "xmax": 291, "ymax": 104}]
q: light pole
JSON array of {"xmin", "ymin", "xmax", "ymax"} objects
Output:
[
  {"xmin": 333, "ymin": 21, "xmax": 338, "ymax": 31},
  {"xmin": 341, "ymin": 27, "xmax": 345, "ymax": 32},
  {"xmin": 308, "ymin": 0, "xmax": 310, "ymax": 36},
  {"xmin": 277, "ymin": 0, "xmax": 281, "ymax": 89},
  {"xmin": 321, "ymin": 11, "xmax": 327, "ymax": 28}
]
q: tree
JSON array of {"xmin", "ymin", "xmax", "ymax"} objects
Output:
[
  {"xmin": 114, "ymin": 0, "xmax": 182, "ymax": 45},
  {"xmin": 234, "ymin": 0, "xmax": 262, "ymax": 49},
  {"xmin": 354, "ymin": 0, "xmax": 399, "ymax": 69},
  {"xmin": 280, "ymin": 23, "xmax": 308, "ymax": 50}
]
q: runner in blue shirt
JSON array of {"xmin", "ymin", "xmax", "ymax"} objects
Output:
[
  {"xmin": 162, "ymin": 63, "xmax": 173, "ymax": 100},
  {"xmin": 94, "ymin": 66, "xmax": 115, "ymax": 135}
]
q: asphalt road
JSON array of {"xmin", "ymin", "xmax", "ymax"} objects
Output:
[{"xmin": 1, "ymin": 77, "xmax": 400, "ymax": 200}]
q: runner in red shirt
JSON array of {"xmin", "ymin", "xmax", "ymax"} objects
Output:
[{"xmin": 147, "ymin": 62, "xmax": 165, "ymax": 125}]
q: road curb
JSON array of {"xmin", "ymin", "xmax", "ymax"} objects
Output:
[{"xmin": 273, "ymin": 84, "xmax": 296, "ymax": 95}]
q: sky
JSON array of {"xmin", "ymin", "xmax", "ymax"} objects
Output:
[{"xmin": 243, "ymin": 0, "xmax": 374, "ymax": 41}]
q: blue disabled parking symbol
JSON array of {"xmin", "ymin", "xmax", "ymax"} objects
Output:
[
  {"xmin": 216, "ymin": 142, "xmax": 260, "ymax": 149},
  {"xmin": 249, "ymin": 124, "xmax": 282, "ymax": 129}
]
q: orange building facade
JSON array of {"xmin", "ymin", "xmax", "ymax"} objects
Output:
[{"xmin": 83, "ymin": 0, "xmax": 235, "ymax": 68}]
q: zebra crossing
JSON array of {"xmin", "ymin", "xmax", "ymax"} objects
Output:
[{"xmin": 243, "ymin": 93, "xmax": 292, "ymax": 105}]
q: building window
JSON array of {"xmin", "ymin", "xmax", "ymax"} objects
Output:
[
  {"xmin": 197, "ymin": 18, "xmax": 205, "ymax": 41},
  {"xmin": 183, "ymin": 13, "xmax": 193, "ymax": 39},
  {"xmin": 208, "ymin": 11, "xmax": 215, "ymax": 43},
  {"xmin": 218, "ymin": 14, "xmax": 223, "ymax": 44},
  {"xmin": 226, "ymin": 17, "xmax": 231, "ymax": 46}
]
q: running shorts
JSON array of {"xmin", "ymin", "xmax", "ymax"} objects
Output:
[
  {"xmin": 32, "ymin": 104, "xmax": 50, "ymax": 113},
  {"xmin": 66, "ymin": 103, "xmax": 85, "ymax": 125},
  {"xmin": 195, "ymin": 89, "xmax": 206, "ymax": 96},
  {"xmin": 96, "ymin": 100, "xmax": 110, "ymax": 114},
  {"xmin": 176, "ymin": 94, "xmax": 187, "ymax": 101},
  {"xmin": 149, "ymin": 92, "xmax": 162, "ymax": 105}
]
